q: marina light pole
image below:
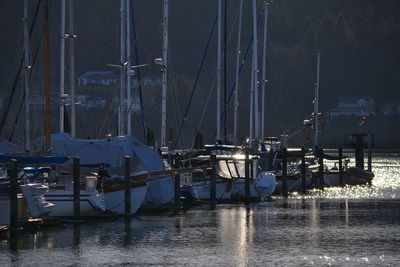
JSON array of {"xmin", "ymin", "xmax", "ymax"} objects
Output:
[
  {"xmin": 261, "ymin": 2, "xmax": 269, "ymax": 140},
  {"xmin": 233, "ymin": 0, "xmax": 243, "ymax": 146},
  {"xmin": 216, "ymin": 0, "xmax": 222, "ymax": 143},
  {"xmin": 161, "ymin": 0, "xmax": 169, "ymax": 148},
  {"xmin": 59, "ymin": 0, "xmax": 66, "ymax": 133},
  {"xmin": 313, "ymin": 53, "xmax": 321, "ymax": 148},
  {"xmin": 23, "ymin": 0, "xmax": 31, "ymax": 151}
]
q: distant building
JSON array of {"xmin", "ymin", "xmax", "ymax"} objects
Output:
[
  {"xmin": 131, "ymin": 75, "xmax": 161, "ymax": 88},
  {"xmin": 78, "ymin": 71, "xmax": 161, "ymax": 88},
  {"xmin": 78, "ymin": 71, "xmax": 119, "ymax": 86},
  {"xmin": 379, "ymin": 100, "xmax": 400, "ymax": 116},
  {"xmin": 329, "ymin": 96, "xmax": 376, "ymax": 119},
  {"xmin": 76, "ymin": 94, "xmax": 87, "ymax": 105}
]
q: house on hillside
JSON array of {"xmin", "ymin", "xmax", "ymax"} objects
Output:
[
  {"xmin": 328, "ymin": 96, "xmax": 376, "ymax": 119},
  {"xmin": 131, "ymin": 75, "xmax": 161, "ymax": 88},
  {"xmin": 379, "ymin": 100, "xmax": 400, "ymax": 116},
  {"xmin": 78, "ymin": 71, "xmax": 119, "ymax": 86}
]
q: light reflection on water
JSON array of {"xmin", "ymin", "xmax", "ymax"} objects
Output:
[{"xmin": 0, "ymin": 155, "xmax": 399, "ymax": 266}]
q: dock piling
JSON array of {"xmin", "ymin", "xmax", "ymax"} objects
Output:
[
  {"xmin": 318, "ymin": 148, "xmax": 324, "ymax": 188},
  {"xmin": 10, "ymin": 159, "xmax": 18, "ymax": 230},
  {"xmin": 367, "ymin": 131, "xmax": 372, "ymax": 173},
  {"xmin": 282, "ymin": 148, "xmax": 288, "ymax": 197},
  {"xmin": 354, "ymin": 135, "xmax": 365, "ymax": 170},
  {"xmin": 174, "ymin": 158, "xmax": 181, "ymax": 210},
  {"xmin": 338, "ymin": 148, "xmax": 343, "ymax": 186},
  {"xmin": 210, "ymin": 154, "xmax": 217, "ymax": 208},
  {"xmin": 73, "ymin": 157, "xmax": 80, "ymax": 219},
  {"xmin": 124, "ymin": 156, "xmax": 131, "ymax": 216},
  {"xmin": 267, "ymin": 149, "xmax": 273, "ymax": 171},
  {"xmin": 301, "ymin": 148, "xmax": 306, "ymax": 194},
  {"xmin": 244, "ymin": 151, "xmax": 250, "ymax": 201}
]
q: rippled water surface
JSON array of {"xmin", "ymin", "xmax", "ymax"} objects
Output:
[{"xmin": 1, "ymin": 155, "xmax": 400, "ymax": 266}]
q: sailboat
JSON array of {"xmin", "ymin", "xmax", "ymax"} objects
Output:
[
  {"xmin": 173, "ymin": 1, "xmax": 277, "ymax": 202},
  {"xmin": 190, "ymin": 146, "xmax": 276, "ymax": 201},
  {"xmin": 50, "ymin": 133, "xmax": 173, "ymax": 215}
]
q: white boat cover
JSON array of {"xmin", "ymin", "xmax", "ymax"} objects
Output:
[{"xmin": 51, "ymin": 133, "xmax": 174, "ymax": 204}]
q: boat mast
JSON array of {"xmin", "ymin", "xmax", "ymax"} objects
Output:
[
  {"xmin": 59, "ymin": 0, "xmax": 66, "ymax": 133},
  {"xmin": 119, "ymin": 0, "xmax": 126, "ymax": 136},
  {"xmin": 249, "ymin": 53, "xmax": 254, "ymax": 142},
  {"xmin": 69, "ymin": 0, "xmax": 76, "ymax": 137},
  {"xmin": 44, "ymin": 0, "xmax": 51, "ymax": 149},
  {"xmin": 252, "ymin": 0, "xmax": 260, "ymax": 142},
  {"xmin": 261, "ymin": 2, "xmax": 269, "ymax": 140},
  {"xmin": 223, "ymin": 0, "xmax": 227, "ymax": 143},
  {"xmin": 126, "ymin": 0, "xmax": 132, "ymax": 135},
  {"xmin": 233, "ymin": 0, "xmax": 243, "ymax": 146},
  {"xmin": 23, "ymin": 0, "xmax": 31, "ymax": 151},
  {"xmin": 313, "ymin": 52, "xmax": 321, "ymax": 148},
  {"xmin": 160, "ymin": 0, "xmax": 168, "ymax": 147},
  {"xmin": 216, "ymin": 0, "xmax": 222, "ymax": 143}
]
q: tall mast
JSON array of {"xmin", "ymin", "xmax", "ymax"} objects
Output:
[
  {"xmin": 223, "ymin": 0, "xmax": 227, "ymax": 143},
  {"xmin": 44, "ymin": 0, "xmax": 51, "ymax": 149},
  {"xmin": 119, "ymin": 0, "xmax": 126, "ymax": 136},
  {"xmin": 261, "ymin": 2, "xmax": 269, "ymax": 140},
  {"xmin": 313, "ymin": 53, "xmax": 321, "ymax": 148},
  {"xmin": 252, "ymin": 0, "xmax": 259, "ymax": 141},
  {"xmin": 160, "ymin": 0, "xmax": 168, "ymax": 147},
  {"xmin": 126, "ymin": 0, "xmax": 132, "ymax": 135},
  {"xmin": 69, "ymin": 0, "xmax": 76, "ymax": 137},
  {"xmin": 249, "ymin": 53, "xmax": 254, "ymax": 142},
  {"xmin": 59, "ymin": 0, "xmax": 66, "ymax": 133},
  {"xmin": 233, "ymin": 0, "xmax": 243, "ymax": 146},
  {"xmin": 216, "ymin": 0, "xmax": 222, "ymax": 143},
  {"xmin": 23, "ymin": 0, "xmax": 31, "ymax": 151}
]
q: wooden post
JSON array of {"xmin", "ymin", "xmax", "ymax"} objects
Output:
[
  {"xmin": 210, "ymin": 154, "xmax": 217, "ymax": 208},
  {"xmin": 174, "ymin": 158, "xmax": 181, "ymax": 210},
  {"xmin": 73, "ymin": 157, "xmax": 80, "ymax": 219},
  {"xmin": 244, "ymin": 151, "xmax": 250, "ymax": 201},
  {"xmin": 367, "ymin": 131, "xmax": 372, "ymax": 173},
  {"xmin": 267, "ymin": 149, "xmax": 273, "ymax": 171},
  {"xmin": 354, "ymin": 134, "xmax": 364, "ymax": 170},
  {"xmin": 10, "ymin": 159, "xmax": 18, "ymax": 230},
  {"xmin": 282, "ymin": 148, "xmax": 288, "ymax": 197},
  {"xmin": 338, "ymin": 148, "xmax": 343, "ymax": 186},
  {"xmin": 124, "ymin": 156, "xmax": 131, "ymax": 215},
  {"xmin": 318, "ymin": 148, "xmax": 324, "ymax": 188},
  {"xmin": 301, "ymin": 148, "xmax": 306, "ymax": 194}
]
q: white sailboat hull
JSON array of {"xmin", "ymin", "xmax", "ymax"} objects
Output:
[
  {"xmin": 193, "ymin": 172, "xmax": 276, "ymax": 201},
  {"xmin": 44, "ymin": 190, "xmax": 105, "ymax": 217},
  {"xmin": 104, "ymin": 184, "xmax": 148, "ymax": 215}
]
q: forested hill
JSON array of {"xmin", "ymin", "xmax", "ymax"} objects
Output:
[{"xmin": 1, "ymin": 0, "xmax": 400, "ymax": 147}]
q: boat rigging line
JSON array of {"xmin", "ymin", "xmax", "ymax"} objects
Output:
[
  {"xmin": 0, "ymin": 0, "xmax": 42, "ymax": 141},
  {"xmin": 172, "ymin": 14, "xmax": 218, "ymax": 151}
]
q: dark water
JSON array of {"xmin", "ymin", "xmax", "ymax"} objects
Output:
[{"xmin": 1, "ymin": 156, "xmax": 400, "ymax": 266}]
